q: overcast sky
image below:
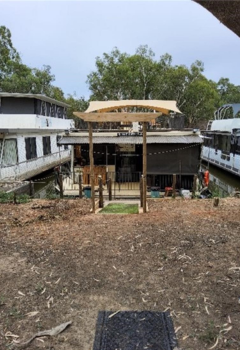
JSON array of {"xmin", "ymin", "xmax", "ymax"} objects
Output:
[{"xmin": 1, "ymin": 0, "xmax": 240, "ymax": 99}]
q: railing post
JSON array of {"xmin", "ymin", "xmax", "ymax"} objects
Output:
[
  {"xmin": 140, "ymin": 176, "xmax": 143, "ymax": 207},
  {"xmin": 109, "ymin": 178, "xmax": 112, "ymax": 201},
  {"xmin": 59, "ymin": 173, "xmax": 63, "ymax": 199},
  {"xmin": 88, "ymin": 122, "xmax": 95, "ymax": 213},
  {"xmin": 172, "ymin": 174, "xmax": 176, "ymax": 198},
  {"xmin": 142, "ymin": 122, "xmax": 147, "ymax": 213},
  {"xmin": 98, "ymin": 175, "xmax": 103, "ymax": 208},
  {"xmin": 192, "ymin": 174, "xmax": 197, "ymax": 198},
  {"xmin": 79, "ymin": 171, "xmax": 83, "ymax": 198}
]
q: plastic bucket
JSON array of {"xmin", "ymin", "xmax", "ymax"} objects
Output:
[
  {"xmin": 151, "ymin": 189, "xmax": 160, "ymax": 198},
  {"xmin": 84, "ymin": 187, "xmax": 91, "ymax": 198}
]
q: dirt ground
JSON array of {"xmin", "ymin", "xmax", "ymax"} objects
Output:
[{"xmin": 0, "ymin": 197, "xmax": 240, "ymax": 350}]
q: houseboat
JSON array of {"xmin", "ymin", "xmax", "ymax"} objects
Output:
[
  {"xmin": 0, "ymin": 93, "xmax": 74, "ymax": 181},
  {"xmin": 58, "ymin": 127, "xmax": 202, "ymax": 197},
  {"xmin": 201, "ymin": 103, "xmax": 240, "ymax": 177}
]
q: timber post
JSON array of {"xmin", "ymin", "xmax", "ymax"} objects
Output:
[
  {"xmin": 142, "ymin": 122, "xmax": 147, "ymax": 213},
  {"xmin": 59, "ymin": 174, "xmax": 63, "ymax": 199},
  {"xmin": 79, "ymin": 171, "xmax": 83, "ymax": 198},
  {"xmin": 88, "ymin": 122, "xmax": 95, "ymax": 213},
  {"xmin": 71, "ymin": 145, "xmax": 75, "ymax": 183},
  {"xmin": 172, "ymin": 174, "xmax": 176, "ymax": 198},
  {"xmin": 108, "ymin": 178, "xmax": 112, "ymax": 201},
  {"xmin": 140, "ymin": 176, "xmax": 143, "ymax": 207},
  {"xmin": 98, "ymin": 175, "xmax": 103, "ymax": 208},
  {"xmin": 192, "ymin": 174, "xmax": 197, "ymax": 198}
]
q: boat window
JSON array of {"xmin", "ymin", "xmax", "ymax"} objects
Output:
[
  {"xmin": 204, "ymin": 134, "xmax": 213, "ymax": 148},
  {"xmin": 41, "ymin": 101, "xmax": 46, "ymax": 116},
  {"xmin": 43, "ymin": 136, "xmax": 51, "ymax": 155},
  {"xmin": 2, "ymin": 139, "xmax": 18, "ymax": 166},
  {"xmin": 221, "ymin": 135, "xmax": 231, "ymax": 154},
  {"xmin": 57, "ymin": 106, "xmax": 63, "ymax": 119},
  {"xmin": 56, "ymin": 135, "xmax": 61, "ymax": 147},
  {"xmin": 50, "ymin": 104, "xmax": 55, "ymax": 117},
  {"xmin": 236, "ymin": 136, "xmax": 240, "ymax": 155},
  {"xmin": 25, "ymin": 137, "xmax": 37, "ymax": 160},
  {"xmin": 214, "ymin": 134, "xmax": 219, "ymax": 150}
]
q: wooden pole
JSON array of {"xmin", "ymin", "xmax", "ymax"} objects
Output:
[
  {"xmin": 192, "ymin": 174, "xmax": 197, "ymax": 198},
  {"xmin": 172, "ymin": 174, "xmax": 176, "ymax": 198},
  {"xmin": 142, "ymin": 122, "xmax": 147, "ymax": 213},
  {"xmin": 98, "ymin": 175, "xmax": 103, "ymax": 208},
  {"xmin": 71, "ymin": 145, "xmax": 75, "ymax": 183},
  {"xmin": 59, "ymin": 173, "xmax": 63, "ymax": 199},
  {"xmin": 88, "ymin": 122, "xmax": 95, "ymax": 213},
  {"xmin": 79, "ymin": 171, "xmax": 83, "ymax": 198},
  {"xmin": 140, "ymin": 176, "xmax": 143, "ymax": 207},
  {"xmin": 109, "ymin": 178, "xmax": 112, "ymax": 201},
  {"xmin": 179, "ymin": 160, "xmax": 182, "ymax": 188}
]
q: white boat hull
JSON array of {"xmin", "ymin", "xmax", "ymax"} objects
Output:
[{"xmin": 201, "ymin": 146, "xmax": 240, "ymax": 177}]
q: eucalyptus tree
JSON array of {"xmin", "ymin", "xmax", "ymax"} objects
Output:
[{"xmin": 87, "ymin": 46, "xmax": 219, "ymax": 126}]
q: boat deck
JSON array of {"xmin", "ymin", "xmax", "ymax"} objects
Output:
[{"xmin": 60, "ymin": 177, "xmax": 152, "ymax": 198}]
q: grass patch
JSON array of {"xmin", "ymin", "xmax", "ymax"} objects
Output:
[
  {"xmin": 199, "ymin": 321, "xmax": 218, "ymax": 344},
  {"xmin": 100, "ymin": 203, "xmax": 139, "ymax": 214}
]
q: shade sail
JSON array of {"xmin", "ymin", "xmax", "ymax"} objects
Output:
[{"xmin": 85, "ymin": 100, "xmax": 181, "ymax": 114}]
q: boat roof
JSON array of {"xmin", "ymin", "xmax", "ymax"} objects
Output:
[
  {"xmin": 0, "ymin": 93, "xmax": 70, "ymax": 108},
  {"xmin": 215, "ymin": 103, "xmax": 240, "ymax": 119},
  {"xmin": 58, "ymin": 131, "xmax": 202, "ymax": 145}
]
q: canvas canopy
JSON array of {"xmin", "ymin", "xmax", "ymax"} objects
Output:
[
  {"xmin": 84, "ymin": 100, "xmax": 181, "ymax": 114},
  {"xmin": 74, "ymin": 100, "xmax": 181, "ymax": 122}
]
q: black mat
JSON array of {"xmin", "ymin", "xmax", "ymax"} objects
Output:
[{"xmin": 93, "ymin": 311, "xmax": 178, "ymax": 350}]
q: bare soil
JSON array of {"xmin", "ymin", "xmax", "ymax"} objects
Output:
[{"xmin": 0, "ymin": 197, "xmax": 240, "ymax": 350}]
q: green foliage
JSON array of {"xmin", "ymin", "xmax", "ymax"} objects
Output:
[
  {"xmin": 0, "ymin": 191, "xmax": 30, "ymax": 203},
  {"xmin": 0, "ymin": 191, "xmax": 13, "ymax": 203},
  {"xmin": 217, "ymin": 78, "xmax": 240, "ymax": 106},
  {"xmin": 87, "ymin": 45, "xmax": 222, "ymax": 127},
  {"xmin": 45, "ymin": 183, "xmax": 59, "ymax": 200},
  {"xmin": 65, "ymin": 94, "xmax": 89, "ymax": 128},
  {"xmin": 0, "ymin": 26, "xmax": 20, "ymax": 80},
  {"xmin": 100, "ymin": 203, "xmax": 139, "ymax": 214},
  {"xmin": 1, "ymin": 25, "xmax": 240, "ymax": 129},
  {"xmin": 17, "ymin": 193, "xmax": 31, "ymax": 203}
]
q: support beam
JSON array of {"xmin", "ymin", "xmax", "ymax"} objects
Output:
[
  {"xmin": 142, "ymin": 122, "xmax": 147, "ymax": 213},
  {"xmin": 71, "ymin": 145, "xmax": 74, "ymax": 183},
  {"xmin": 88, "ymin": 122, "xmax": 95, "ymax": 213},
  {"xmin": 73, "ymin": 112, "xmax": 162, "ymax": 122}
]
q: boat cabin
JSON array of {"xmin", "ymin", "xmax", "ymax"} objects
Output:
[{"xmin": 0, "ymin": 93, "xmax": 74, "ymax": 181}]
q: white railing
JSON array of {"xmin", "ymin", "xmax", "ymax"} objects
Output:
[
  {"xmin": 0, "ymin": 114, "xmax": 74, "ymax": 130},
  {"xmin": 0, "ymin": 150, "xmax": 70, "ymax": 180}
]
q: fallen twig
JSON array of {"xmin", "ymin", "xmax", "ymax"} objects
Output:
[
  {"xmin": 209, "ymin": 336, "xmax": 219, "ymax": 349},
  {"xmin": 11, "ymin": 320, "xmax": 72, "ymax": 349}
]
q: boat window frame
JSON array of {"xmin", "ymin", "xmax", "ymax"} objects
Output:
[
  {"xmin": 25, "ymin": 137, "xmax": 37, "ymax": 160},
  {"xmin": 42, "ymin": 136, "xmax": 51, "ymax": 156}
]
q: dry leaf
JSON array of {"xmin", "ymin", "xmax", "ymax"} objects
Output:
[
  {"xmin": 26, "ymin": 311, "xmax": 39, "ymax": 317},
  {"xmin": 18, "ymin": 291, "xmax": 25, "ymax": 296}
]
